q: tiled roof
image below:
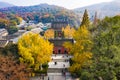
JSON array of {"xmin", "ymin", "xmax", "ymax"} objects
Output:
[{"xmin": 0, "ymin": 40, "xmax": 9, "ymax": 48}]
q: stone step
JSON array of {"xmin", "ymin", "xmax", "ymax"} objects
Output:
[
  {"xmin": 47, "ymin": 72, "xmax": 71, "ymax": 76},
  {"xmin": 48, "ymin": 62, "xmax": 70, "ymax": 68},
  {"xmin": 47, "ymin": 68, "xmax": 68, "ymax": 73},
  {"xmin": 52, "ymin": 59, "xmax": 69, "ymax": 62}
]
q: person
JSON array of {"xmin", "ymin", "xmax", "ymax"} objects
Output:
[
  {"xmin": 63, "ymin": 64, "xmax": 65, "ymax": 67},
  {"xmin": 55, "ymin": 62, "xmax": 57, "ymax": 65},
  {"xmin": 48, "ymin": 77, "xmax": 49, "ymax": 80},
  {"xmin": 62, "ymin": 69, "xmax": 63, "ymax": 73},
  {"xmin": 63, "ymin": 72, "xmax": 66, "ymax": 76}
]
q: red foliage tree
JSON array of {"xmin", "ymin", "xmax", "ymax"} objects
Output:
[{"xmin": 0, "ymin": 55, "xmax": 31, "ymax": 80}]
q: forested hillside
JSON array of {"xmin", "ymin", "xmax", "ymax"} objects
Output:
[
  {"xmin": 0, "ymin": 12, "xmax": 22, "ymax": 34},
  {"xmin": 0, "ymin": 4, "xmax": 81, "ymax": 27}
]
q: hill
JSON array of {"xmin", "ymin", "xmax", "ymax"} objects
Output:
[
  {"xmin": 74, "ymin": 0, "xmax": 120, "ymax": 19},
  {"xmin": 0, "ymin": 2, "xmax": 14, "ymax": 8},
  {"xmin": 0, "ymin": 4, "xmax": 81, "ymax": 27}
]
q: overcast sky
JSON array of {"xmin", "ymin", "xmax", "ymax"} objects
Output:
[{"xmin": 0, "ymin": 0, "xmax": 113, "ymax": 9}]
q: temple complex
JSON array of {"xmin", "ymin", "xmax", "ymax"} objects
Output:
[{"xmin": 49, "ymin": 19, "xmax": 74, "ymax": 54}]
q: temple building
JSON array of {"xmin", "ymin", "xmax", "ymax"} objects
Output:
[
  {"xmin": 49, "ymin": 39, "xmax": 73, "ymax": 54},
  {"xmin": 49, "ymin": 19, "xmax": 74, "ymax": 54},
  {"xmin": 51, "ymin": 19, "xmax": 68, "ymax": 30}
]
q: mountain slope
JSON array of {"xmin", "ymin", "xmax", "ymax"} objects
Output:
[
  {"xmin": 0, "ymin": 2, "xmax": 14, "ymax": 8},
  {"xmin": 74, "ymin": 0, "xmax": 120, "ymax": 18},
  {"xmin": 0, "ymin": 4, "xmax": 81, "ymax": 27}
]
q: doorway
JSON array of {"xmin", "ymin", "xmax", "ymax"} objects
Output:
[{"xmin": 58, "ymin": 49, "xmax": 61, "ymax": 54}]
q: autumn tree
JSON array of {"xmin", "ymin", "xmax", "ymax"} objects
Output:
[
  {"xmin": 64, "ymin": 25, "xmax": 92, "ymax": 76},
  {"xmin": 0, "ymin": 18, "xmax": 9, "ymax": 28},
  {"xmin": 15, "ymin": 16, "xmax": 23, "ymax": 25},
  {"xmin": 18, "ymin": 32, "xmax": 53, "ymax": 71},
  {"xmin": 0, "ymin": 55, "xmax": 30, "ymax": 80},
  {"xmin": 80, "ymin": 9, "xmax": 90, "ymax": 28},
  {"xmin": 44, "ymin": 29, "xmax": 54, "ymax": 39},
  {"xmin": 62, "ymin": 25, "xmax": 75, "ymax": 38}
]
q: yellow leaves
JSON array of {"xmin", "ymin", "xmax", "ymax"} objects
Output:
[
  {"xmin": 69, "ymin": 63, "xmax": 81, "ymax": 72},
  {"xmin": 74, "ymin": 25, "xmax": 90, "ymax": 41},
  {"xmin": 63, "ymin": 42, "xmax": 72, "ymax": 53},
  {"xmin": 44, "ymin": 29, "xmax": 54, "ymax": 39},
  {"xmin": 72, "ymin": 52, "xmax": 92, "ymax": 63},
  {"xmin": 69, "ymin": 52, "xmax": 92, "ymax": 73},
  {"xmin": 18, "ymin": 32, "xmax": 53, "ymax": 70},
  {"xmin": 63, "ymin": 25, "xmax": 93, "ymax": 73},
  {"xmin": 62, "ymin": 25, "xmax": 75, "ymax": 38}
]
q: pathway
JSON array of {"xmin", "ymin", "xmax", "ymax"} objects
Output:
[{"xmin": 30, "ymin": 54, "xmax": 78, "ymax": 80}]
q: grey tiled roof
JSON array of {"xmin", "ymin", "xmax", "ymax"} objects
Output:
[{"xmin": 0, "ymin": 40, "xmax": 9, "ymax": 48}]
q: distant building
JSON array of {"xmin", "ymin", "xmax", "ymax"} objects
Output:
[
  {"xmin": 0, "ymin": 28, "xmax": 8, "ymax": 39},
  {"xmin": 51, "ymin": 19, "xmax": 69, "ymax": 38},
  {"xmin": 36, "ymin": 22, "xmax": 44, "ymax": 28},
  {"xmin": 28, "ymin": 20, "xmax": 38, "ymax": 25},
  {"xmin": 0, "ymin": 39, "xmax": 9, "ymax": 48},
  {"xmin": 4, "ymin": 30, "xmax": 26, "ymax": 40},
  {"xmin": 45, "ymin": 23, "xmax": 51, "ymax": 29},
  {"xmin": 51, "ymin": 19, "xmax": 68, "ymax": 31}
]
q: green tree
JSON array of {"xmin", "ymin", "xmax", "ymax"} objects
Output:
[
  {"xmin": 80, "ymin": 9, "xmax": 90, "ymax": 28},
  {"xmin": 81, "ymin": 16, "xmax": 120, "ymax": 80},
  {"xmin": 0, "ymin": 18, "xmax": 9, "ymax": 28},
  {"xmin": 7, "ymin": 26, "xmax": 18, "ymax": 34},
  {"xmin": 18, "ymin": 32, "xmax": 53, "ymax": 71}
]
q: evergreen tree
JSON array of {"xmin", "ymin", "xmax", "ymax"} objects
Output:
[
  {"xmin": 80, "ymin": 9, "xmax": 90, "ymax": 28},
  {"xmin": 93, "ymin": 11, "xmax": 98, "ymax": 26}
]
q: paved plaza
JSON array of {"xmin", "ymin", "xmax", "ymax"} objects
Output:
[{"xmin": 30, "ymin": 54, "xmax": 78, "ymax": 80}]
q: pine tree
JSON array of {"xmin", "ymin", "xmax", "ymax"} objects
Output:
[
  {"xmin": 80, "ymin": 9, "xmax": 90, "ymax": 28},
  {"xmin": 93, "ymin": 11, "xmax": 98, "ymax": 26}
]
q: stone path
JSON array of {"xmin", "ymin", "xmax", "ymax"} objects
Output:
[
  {"xmin": 30, "ymin": 54, "xmax": 78, "ymax": 80},
  {"xmin": 47, "ymin": 54, "xmax": 73, "ymax": 80}
]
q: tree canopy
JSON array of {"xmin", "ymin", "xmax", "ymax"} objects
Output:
[
  {"xmin": 64, "ymin": 25, "xmax": 93, "ymax": 76},
  {"xmin": 79, "ymin": 16, "xmax": 120, "ymax": 80},
  {"xmin": 18, "ymin": 32, "xmax": 53, "ymax": 71},
  {"xmin": 80, "ymin": 9, "xmax": 90, "ymax": 28},
  {"xmin": 44, "ymin": 29, "xmax": 54, "ymax": 39},
  {"xmin": 62, "ymin": 25, "xmax": 75, "ymax": 38},
  {"xmin": 0, "ymin": 55, "xmax": 30, "ymax": 80}
]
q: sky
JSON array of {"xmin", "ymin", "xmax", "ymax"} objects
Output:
[{"xmin": 0, "ymin": 0, "xmax": 113, "ymax": 9}]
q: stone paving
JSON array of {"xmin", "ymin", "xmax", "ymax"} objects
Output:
[
  {"xmin": 47, "ymin": 54, "xmax": 74, "ymax": 80},
  {"xmin": 30, "ymin": 54, "xmax": 78, "ymax": 80}
]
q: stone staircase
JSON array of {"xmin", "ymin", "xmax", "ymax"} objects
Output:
[{"xmin": 47, "ymin": 68, "xmax": 68, "ymax": 73}]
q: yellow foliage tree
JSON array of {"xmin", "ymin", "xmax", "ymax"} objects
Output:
[
  {"xmin": 18, "ymin": 32, "xmax": 53, "ymax": 70},
  {"xmin": 62, "ymin": 25, "xmax": 75, "ymax": 38},
  {"xmin": 44, "ymin": 29, "xmax": 54, "ymax": 39},
  {"xmin": 64, "ymin": 25, "xmax": 92, "ymax": 73}
]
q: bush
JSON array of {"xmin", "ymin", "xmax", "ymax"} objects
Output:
[{"xmin": 7, "ymin": 26, "xmax": 18, "ymax": 34}]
